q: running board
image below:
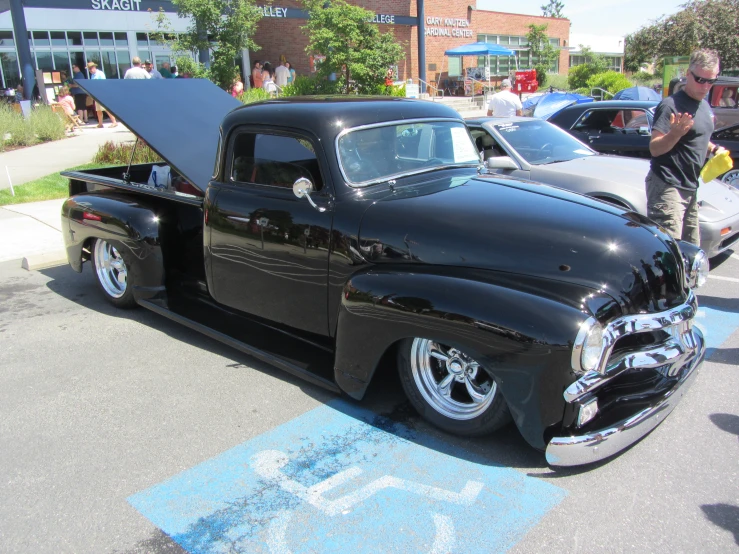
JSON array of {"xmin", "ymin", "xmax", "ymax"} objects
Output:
[{"xmin": 138, "ymin": 299, "xmax": 341, "ymax": 393}]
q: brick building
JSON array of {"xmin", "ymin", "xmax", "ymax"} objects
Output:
[
  {"xmin": 0, "ymin": 0, "xmax": 570, "ymax": 91},
  {"xmin": 250, "ymin": 0, "xmax": 570, "ymax": 89}
]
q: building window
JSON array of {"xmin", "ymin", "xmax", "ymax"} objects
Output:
[
  {"xmin": 448, "ymin": 56, "xmax": 461, "ymax": 77},
  {"xmin": 477, "ymin": 33, "xmax": 560, "ymax": 75},
  {"xmin": 0, "ymin": 52, "xmax": 19, "ymax": 89},
  {"xmin": 0, "ymin": 30, "xmax": 14, "ymax": 48}
]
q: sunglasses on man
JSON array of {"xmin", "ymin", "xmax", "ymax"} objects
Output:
[{"xmin": 690, "ymin": 70, "xmax": 717, "ymax": 85}]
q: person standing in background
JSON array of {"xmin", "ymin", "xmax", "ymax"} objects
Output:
[
  {"xmin": 70, "ymin": 64, "xmax": 89, "ymax": 123},
  {"xmin": 87, "ymin": 62, "xmax": 118, "ymax": 128},
  {"xmin": 486, "ymin": 79, "xmax": 522, "ymax": 117},
  {"xmin": 285, "ymin": 61, "xmax": 297, "ymax": 85},
  {"xmin": 647, "ymin": 49, "xmax": 729, "ymax": 246},
  {"xmin": 274, "ymin": 60, "xmax": 290, "ymax": 89},
  {"xmin": 160, "ymin": 62, "xmax": 173, "ymax": 79},
  {"xmin": 171, "ymin": 66, "xmax": 179, "ymax": 78},
  {"xmin": 251, "ymin": 60, "xmax": 263, "ymax": 90},
  {"xmin": 144, "ymin": 60, "xmax": 163, "ymax": 79},
  {"xmin": 124, "ymin": 57, "xmax": 151, "ymax": 79},
  {"xmin": 261, "ymin": 62, "xmax": 277, "ymax": 94}
]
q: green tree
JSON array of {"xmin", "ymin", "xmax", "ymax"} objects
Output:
[
  {"xmin": 567, "ymin": 45, "xmax": 608, "ymax": 89},
  {"xmin": 541, "ymin": 0, "xmax": 565, "ymax": 18},
  {"xmin": 587, "ymin": 71, "xmax": 633, "ymax": 97},
  {"xmin": 525, "ymin": 24, "xmax": 560, "ymax": 86},
  {"xmin": 151, "ymin": 0, "xmax": 263, "ymax": 90},
  {"xmin": 625, "ymin": 0, "xmax": 739, "ymax": 72},
  {"xmin": 302, "ymin": 0, "xmax": 405, "ymax": 94}
]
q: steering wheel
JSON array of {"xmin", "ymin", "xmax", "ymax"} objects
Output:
[{"xmin": 537, "ymin": 143, "xmax": 554, "ymax": 159}]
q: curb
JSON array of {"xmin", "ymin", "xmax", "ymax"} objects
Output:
[{"xmin": 21, "ymin": 250, "xmax": 68, "ymax": 271}]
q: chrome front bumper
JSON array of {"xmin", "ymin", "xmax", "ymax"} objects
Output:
[{"xmin": 546, "ymin": 306, "xmax": 705, "ymax": 467}]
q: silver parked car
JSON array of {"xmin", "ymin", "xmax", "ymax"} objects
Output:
[{"xmin": 467, "ymin": 116, "xmax": 739, "ymax": 257}]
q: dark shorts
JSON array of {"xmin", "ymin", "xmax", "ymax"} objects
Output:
[{"xmin": 73, "ymin": 94, "xmax": 87, "ymax": 111}]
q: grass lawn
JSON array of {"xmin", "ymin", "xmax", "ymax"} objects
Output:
[{"xmin": 0, "ymin": 163, "xmax": 106, "ymax": 206}]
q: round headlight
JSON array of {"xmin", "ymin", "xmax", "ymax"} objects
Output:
[
  {"xmin": 581, "ymin": 323, "xmax": 605, "ymax": 372},
  {"xmin": 690, "ymin": 250, "xmax": 709, "ymax": 289}
]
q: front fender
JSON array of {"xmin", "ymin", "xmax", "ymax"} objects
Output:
[
  {"xmin": 334, "ymin": 267, "xmax": 616, "ymax": 450},
  {"xmin": 61, "ymin": 192, "xmax": 165, "ymax": 303}
]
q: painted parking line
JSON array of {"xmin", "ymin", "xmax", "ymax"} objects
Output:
[{"xmin": 129, "ymin": 401, "xmax": 567, "ymax": 553}]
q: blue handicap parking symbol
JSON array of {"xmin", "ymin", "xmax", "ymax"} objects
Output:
[
  {"xmin": 695, "ymin": 306, "xmax": 739, "ymax": 358},
  {"xmin": 129, "ymin": 400, "xmax": 566, "ymax": 553}
]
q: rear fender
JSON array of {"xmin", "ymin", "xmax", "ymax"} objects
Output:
[
  {"xmin": 61, "ymin": 193, "xmax": 165, "ymax": 303},
  {"xmin": 334, "ymin": 268, "xmax": 598, "ymax": 450}
]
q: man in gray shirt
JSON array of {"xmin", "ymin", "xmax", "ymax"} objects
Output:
[
  {"xmin": 647, "ymin": 49, "xmax": 728, "ymax": 245},
  {"xmin": 144, "ymin": 60, "xmax": 164, "ymax": 79}
]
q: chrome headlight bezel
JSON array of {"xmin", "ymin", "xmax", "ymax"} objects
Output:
[
  {"xmin": 688, "ymin": 250, "xmax": 709, "ymax": 289},
  {"xmin": 572, "ymin": 318, "xmax": 607, "ymax": 374}
]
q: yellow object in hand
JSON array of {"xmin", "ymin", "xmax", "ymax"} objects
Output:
[{"xmin": 701, "ymin": 150, "xmax": 734, "ymax": 183}]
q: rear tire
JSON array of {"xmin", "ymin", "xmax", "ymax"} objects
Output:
[
  {"xmin": 91, "ymin": 238, "xmax": 136, "ymax": 309},
  {"xmin": 397, "ymin": 338, "xmax": 510, "ymax": 436}
]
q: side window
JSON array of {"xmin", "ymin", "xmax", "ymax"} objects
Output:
[
  {"xmin": 623, "ymin": 110, "xmax": 650, "ymax": 130},
  {"xmin": 572, "ymin": 110, "xmax": 618, "ymax": 133},
  {"xmin": 231, "ymin": 132, "xmax": 323, "ymax": 190}
]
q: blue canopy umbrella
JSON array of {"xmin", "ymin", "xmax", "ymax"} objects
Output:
[
  {"xmin": 533, "ymin": 92, "xmax": 594, "ymax": 120},
  {"xmin": 443, "ymin": 42, "xmax": 515, "ymax": 57},
  {"xmin": 612, "ymin": 86, "xmax": 662, "ymax": 101}
]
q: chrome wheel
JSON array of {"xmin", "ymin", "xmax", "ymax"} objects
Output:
[
  {"xmin": 93, "ymin": 239, "xmax": 128, "ymax": 299},
  {"xmin": 722, "ymin": 169, "xmax": 739, "ymax": 189},
  {"xmin": 409, "ymin": 339, "xmax": 496, "ymax": 420}
]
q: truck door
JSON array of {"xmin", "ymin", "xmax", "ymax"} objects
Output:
[{"xmin": 207, "ymin": 129, "xmax": 334, "ymax": 336}]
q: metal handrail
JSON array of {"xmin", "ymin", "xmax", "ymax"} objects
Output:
[
  {"xmin": 590, "ymin": 87, "xmax": 614, "ymax": 101},
  {"xmin": 418, "ymin": 78, "xmax": 444, "ymax": 99},
  {"xmin": 466, "ymin": 76, "xmax": 495, "ymax": 104}
]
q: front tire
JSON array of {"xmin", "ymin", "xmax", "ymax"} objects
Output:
[
  {"xmin": 92, "ymin": 238, "xmax": 136, "ymax": 309},
  {"xmin": 721, "ymin": 169, "xmax": 739, "ymax": 189},
  {"xmin": 397, "ymin": 338, "xmax": 510, "ymax": 436}
]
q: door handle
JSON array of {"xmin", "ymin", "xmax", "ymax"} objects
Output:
[{"xmin": 227, "ymin": 216, "xmax": 251, "ymax": 224}]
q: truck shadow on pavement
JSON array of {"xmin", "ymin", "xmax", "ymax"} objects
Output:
[{"xmin": 40, "ymin": 263, "xmax": 550, "ymax": 473}]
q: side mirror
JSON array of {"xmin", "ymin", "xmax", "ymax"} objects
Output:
[
  {"xmin": 293, "ymin": 177, "xmax": 325, "ymax": 212},
  {"xmin": 638, "ymin": 126, "xmax": 651, "ymax": 136},
  {"xmin": 485, "ymin": 156, "xmax": 518, "ymax": 170}
]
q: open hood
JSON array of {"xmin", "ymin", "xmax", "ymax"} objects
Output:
[{"xmin": 78, "ymin": 79, "xmax": 242, "ymax": 193}]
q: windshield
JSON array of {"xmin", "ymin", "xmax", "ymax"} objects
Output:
[
  {"xmin": 338, "ymin": 120, "xmax": 480, "ymax": 185},
  {"xmin": 491, "ymin": 120, "xmax": 597, "ymax": 165}
]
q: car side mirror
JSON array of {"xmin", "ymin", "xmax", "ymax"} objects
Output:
[
  {"xmin": 638, "ymin": 126, "xmax": 651, "ymax": 136},
  {"xmin": 293, "ymin": 177, "xmax": 325, "ymax": 212},
  {"xmin": 485, "ymin": 156, "xmax": 518, "ymax": 170}
]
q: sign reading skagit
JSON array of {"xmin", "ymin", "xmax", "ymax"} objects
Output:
[{"xmin": 91, "ymin": 0, "xmax": 142, "ymax": 9}]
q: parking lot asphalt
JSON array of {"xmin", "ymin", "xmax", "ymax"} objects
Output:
[{"xmin": 1, "ymin": 251, "xmax": 738, "ymax": 553}]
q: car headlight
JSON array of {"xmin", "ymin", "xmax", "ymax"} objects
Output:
[
  {"xmin": 573, "ymin": 319, "xmax": 606, "ymax": 374},
  {"xmin": 688, "ymin": 250, "xmax": 709, "ymax": 289}
]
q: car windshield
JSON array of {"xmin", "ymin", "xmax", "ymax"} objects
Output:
[
  {"xmin": 491, "ymin": 120, "xmax": 597, "ymax": 165},
  {"xmin": 338, "ymin": 120, "xmax": 480, "ymax": 186}
]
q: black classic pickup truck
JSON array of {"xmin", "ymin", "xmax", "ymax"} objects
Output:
[{"xmin": 61, "ymin": 80, "xmax": 708, "ymax": 467}]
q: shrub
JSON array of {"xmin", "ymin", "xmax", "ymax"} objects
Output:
[
  {"xmin": 31, "ymin": 106, "xmax": 66, "ymax": 142},
  {"xmin": 542, "ymin": 73, "xmax": 569, "ymax": 91},
  {"xmin": 92, "ymin": 140, "xmax": 162, "ymax": 165},
  {"xmin": 239, "ymin": 87, "xmax": 271, "ymax": 104},
  {"xmin": 586, "ymin": 71, "xmax": 634, "ymax": 98},
  {"xmin": 0, "ymin": 104, "xmax": 33, "ymax": 147}
]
